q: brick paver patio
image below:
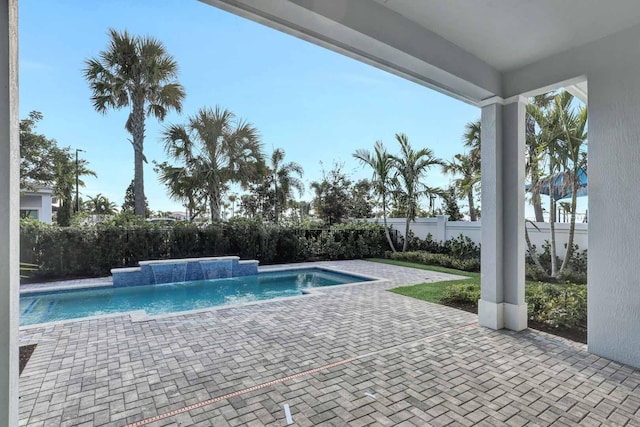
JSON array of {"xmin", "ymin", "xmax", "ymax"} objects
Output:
[{"xmin": 18, "ymin": 260, "xmax": 640, "ymax": 426}]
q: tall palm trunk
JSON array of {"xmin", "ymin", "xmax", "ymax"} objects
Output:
[
  {"xmin": 527, "ymin": 117, "xmax": 545, "ymax": 222},
  {"xmin": 467, "ymin": 189, "xmax": 477, "ymax": 221},
  {"xmin": 530, "ymin": 162, "xmax": 545, "ymax": 222},
  {"xmin": 381, "ymin": 193, "xmax": 396, "ymax": 252},
  {"xmin": 131, "ymin": 99, "xmax": 146, "ymax": 217},
  {"xmin": 403, "ymin": 199, "xmax": 412, "ymax": 252},
  {"xmin": 274, "ymin": 180, "xmax": 279, "ymax": 223},
  {"xmin": 525, "ymin": 222, "xmax": 545, "ymax": 272},
  {"xmin": 559, "ymin": 175, "xmax": 579, "ymax": 273},
  {"xmin": 403, "ymin": 217, "xmax": 410, "ymax": 252},
  {"xmin": 209, "ymin": 183, "xmax": 222, "ymax": 222},
  {"xmin": 548, "ymin": 165, "xmax": 558, "ymax": 277}
]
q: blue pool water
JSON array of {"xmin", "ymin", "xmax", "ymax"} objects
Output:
[{"xmin": 20, "ymin": 268, "xmax": 369, "ymax": 326}]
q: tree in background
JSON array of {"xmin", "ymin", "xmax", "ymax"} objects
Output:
[
  {"xmin": 122, "ymin": 179, "xmax": 151, "ymax": 217},
  {"xmin": 348, "ymin": 179, "xmax": 375, "ymax": 219},
  {"xmin": 160, "ymin": 106, "xmax": 265, "ymax": 222},
  {"xmin": 20, "ymin": 111, "xmax": 57, "ymax": 188},
  {"xmin": 462, "ymin": 119, "xmax": 481, "ymax": 163},
  {"xmin": 353, "ymin": 140, "xmax": 397, "ymax": 252},
  {"xmin": 442, "ymin": 152, "xmax": 480, "ymax": 221},
  {"xmin": 20, "ymin": 111, "xmax": 96, "ymax": 226},
  {"xmin": 390, "ymin": 133, "xmax": 443, "ymax": 252},
  {"xmin": 240, "ymin": 180, "xmax": 272, "ymax": 219},
  {"xmin": 270, "ymin": 148, "xmax": 304, "ymax": 223},
  {"xmin": 152, "ymin": 164, "xmax": 205, "ymax": 221},
  {"xmin": 554, "ymin": 93, "xmax": 588, "ymax": 273},
  {"xmin": 441, "ymin": 186, "xmax": 463, "ymax": 221},
  {"xmin": 228, "ymin": 193, "xmax": 238, "ymax": 218},
  {"xmin": 526, "ymin": 93, "xmax": 556, "ymax": 222},
  {"xmin": 52, "ymin": 148, "xmax": 75, "ymax": 226},
  {"xmin": 527, "ymin": 91, "xmax": 584, "ymax": 278},
  {"xmin": 311, "ymin": 163, "xmax": 352, "ymax": 226},
  {"xmin": 85, "ymin": 28, "xmax": 185, "ymax": 217},
  {"xmin": 289, "ymin": 200, "xmax": 312, "ymax": 222},
  {"xmin": 85, "ymin": 193, "xmax": 117, "ymax": 215}
]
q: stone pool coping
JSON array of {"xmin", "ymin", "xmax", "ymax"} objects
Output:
[{"xmin": 18, "ymin": 265, "xmax": 387, "ymax": 330}]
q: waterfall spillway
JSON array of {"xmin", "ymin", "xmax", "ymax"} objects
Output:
[{"xmin": 111, "ymin": 257, "xmax": 259, "ymax": 287}]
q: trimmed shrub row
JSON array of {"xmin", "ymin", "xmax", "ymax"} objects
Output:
[
  {"xmin": 387, "ymin": 250, "xmax": 480, "ymax": 272},
  {"xmin": 441, "ymin": 281, "xmax": 586, "ymax": 331},
  {"xmin": 20, "ymin": 219, "xmax": 391, "ymax": 281}
]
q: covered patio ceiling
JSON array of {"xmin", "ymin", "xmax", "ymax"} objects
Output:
[
  {"xmin": 370, "ymin": 0, "xmax": 640, "ymax": 72},
  {"xmin": 201, "ymin": 0, "xmax": 640, "ymax": 104}
]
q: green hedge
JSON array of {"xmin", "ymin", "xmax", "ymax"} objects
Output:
[
  {"xmin": 20, "ymin": 219, "xmax": 391, "ymax": 281},
  {"xmin": 386, "ymin": 250, "xmax": 481, "ymax": 272}
]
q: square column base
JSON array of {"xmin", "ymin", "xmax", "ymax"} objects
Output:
[{"xmin": 478, "ymin": 300, "xmax": 528, "ymax": 331}]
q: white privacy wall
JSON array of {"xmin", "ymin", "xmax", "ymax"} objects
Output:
[{"xmin": 367, "ymin": 217, "xmax": 588, "ymax": 259}]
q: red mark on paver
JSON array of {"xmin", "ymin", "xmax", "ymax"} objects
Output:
[{"xmin": 123, "ymin": 321, "xmax": 477, "ymax": 427}]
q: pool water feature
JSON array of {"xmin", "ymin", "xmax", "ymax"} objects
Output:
[{"xmin": 20, "ymin": 268, "xmax": 371, "ymax": 326}]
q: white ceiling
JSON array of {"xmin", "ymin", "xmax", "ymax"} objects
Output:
[{"xmin": 372, "ymin": 0, "xmax": 640, "ymax": 72}]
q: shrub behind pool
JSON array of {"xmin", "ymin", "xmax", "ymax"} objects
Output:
[{"xmin": 20, "ymin": 219, "xmax": 393, "ymax": 281}]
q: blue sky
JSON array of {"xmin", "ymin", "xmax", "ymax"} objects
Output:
[{"xmin": 20, "ymin": 0, "xmax": 482, "ymax": 214}]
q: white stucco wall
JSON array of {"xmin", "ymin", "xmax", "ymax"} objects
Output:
[{"xmin": 367, "ymin": 217, "xmax": 587, "ymax": 259}]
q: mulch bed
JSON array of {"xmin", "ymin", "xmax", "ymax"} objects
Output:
[
  {"xmin": 444, "ymin": 303, "xmax": 587, "ymax": 344},
  {"xmin": 19, "ymin": 344, "xmax": 36, "ymax": 375}
]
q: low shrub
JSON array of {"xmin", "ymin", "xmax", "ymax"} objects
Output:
[
  {"xmin": 387, "ymin": 250, "xmax": 480, "ymax": 272},
  {"xmin": 526, "ymin": 241, "xmax": 587, "ymax": 284},
  {"xmin": 441, "ymin": 283, "xmax": 480, "ymax": 306},
  {"xmin": 435, "ymin": 279, "xmax": 586, "ymax": 331},
  {"xmin": 407, "ymin": 233, "xmax": 480, "ymax": 259},
  {"xmin": 526, "ymin": 282, "xmax": 587, "ymax": 330}
]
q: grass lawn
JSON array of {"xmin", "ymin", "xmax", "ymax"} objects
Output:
[{"xmin": 368, "ymin": 258, "xmax": 478, "ymax": 304}]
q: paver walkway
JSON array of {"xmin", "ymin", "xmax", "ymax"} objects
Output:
[{"xmin": 18, "ymin": 260, "xmax": 640, "ymax": 426}]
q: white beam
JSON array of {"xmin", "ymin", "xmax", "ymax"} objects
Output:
[
  {"xmin": 200, "ymin": 0, "xmax": 500, "ymax": 105},
  {"xmin": 0, "ymin": 0, "xmax": 19, "ymax": 424},
  {"xmin": 503, "ymin": 22, "xmax": 640, "ymax": 99}
]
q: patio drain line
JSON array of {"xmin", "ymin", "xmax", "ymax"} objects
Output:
[{"xmin": 124, "ymin": 321, "xmax": 477, "ymax": 427}]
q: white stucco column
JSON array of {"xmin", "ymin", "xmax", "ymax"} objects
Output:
[
  {"xmin": 588, "ymin": 66, "xmax": 640, "ymax": 368},
  {"xmin": 0, "ymin": 0, "xmax": 19, "ymax": 424},
  {"xmin": 478, "ymin": 96, "xmax": 527, "ymax": 331}
]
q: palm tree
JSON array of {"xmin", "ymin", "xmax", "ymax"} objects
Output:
[
  {"xmin": 390, "ymin": 133, "xmax": 443, "ymax": 252},
  {"xmin": 556, "ymin": 95, "xmax": 588, "ymax": 273},
  {"xmin": 228, "ymin": 193, "xmax": 238, "ymax": 218},
  {"xmin": 270, "ymin": 148, "xmax": 304, "ymax": 223},
  {"xmin": 442, "ymin": 152, "xmax": 480, "ymax": 221},
  {"xmin": 353, "ymin": 140, "xmax": 397, "ymax": 252},
  {"xmin": 529, "ymin": 92, "xmax": 571, "ymax": 278},
  {"xmin": 84, "ymin": 28, "xmax": 186, "ymax": 217},
  {"xmin": 160, "ymin": 106, "xmax": 265, "ymax": 222},
  {"xmin": 153, "ymin": 163, "xmax": 206, "ymax": 221},
  {"xmin": 463, "ymin": 119, "xmax": 481, "ymax": 162},
  {"xmin": 85, "ymin": 193, "xmax": 117, "ymax": 215},
  {"xmin": 526, "ymin": 93, "xmax": 556, "ymax": 222}
]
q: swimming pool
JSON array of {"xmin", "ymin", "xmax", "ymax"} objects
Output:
[{"xmin": 20, "ymin": 268, "xmax": 371, "ymax": 326}]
